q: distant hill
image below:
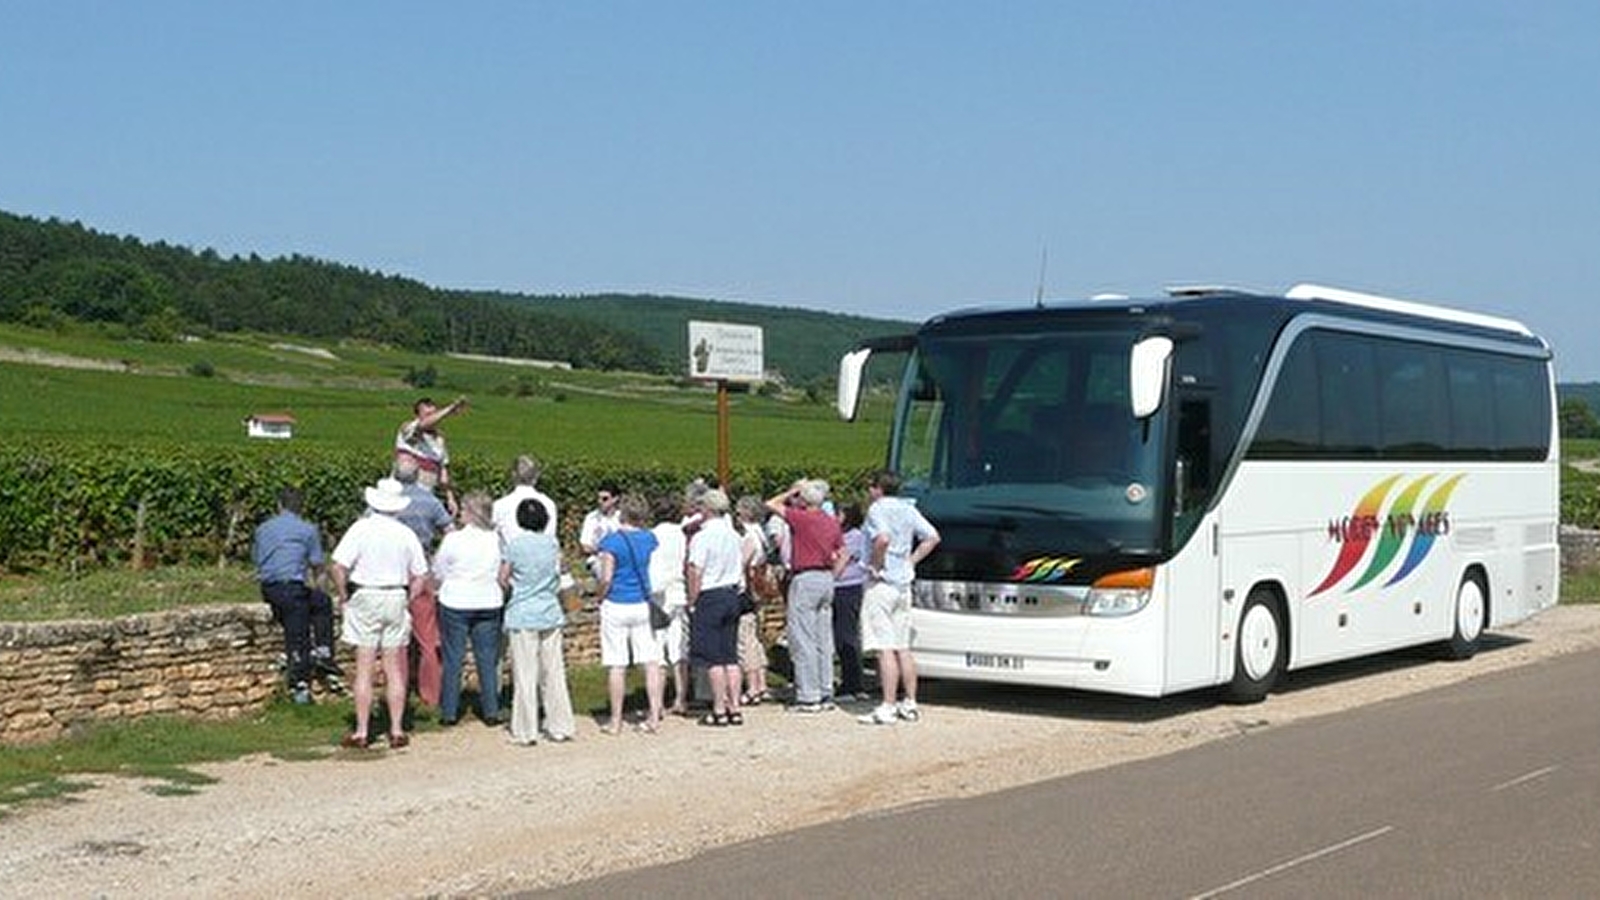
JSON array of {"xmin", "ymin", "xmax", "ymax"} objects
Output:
[
  {"xmin": 0, "ymin": 209, "xmax": 911, "ymax": 383},
  {"xmin": 497, "ymin": 293, "xmax": 911, "ymax": 386}
]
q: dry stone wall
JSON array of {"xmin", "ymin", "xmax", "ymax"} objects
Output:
[{"xmin": 1561, "ymin": 526, "xmax": 1600, "ymax": 574}]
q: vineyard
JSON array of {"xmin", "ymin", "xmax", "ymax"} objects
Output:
[{"xmin": 0, "ymin": 439, "xmax": 877, "ymax": 573}]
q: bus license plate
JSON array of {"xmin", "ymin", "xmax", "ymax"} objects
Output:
[{"xmin": 965, "ymin": 653, "xmax": 1024, "ymax": 671}]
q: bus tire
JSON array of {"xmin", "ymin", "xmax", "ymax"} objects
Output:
[
  {"xmin": 1444, "ymin": 571, "xmax": 1487, "ymax": 660},
  {"xmin": 1225, "ymin": 588, "xmax": 1285, "ymax": 704}
]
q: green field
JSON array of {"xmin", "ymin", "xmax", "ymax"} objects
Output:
[{"xmin": 0, "ymin": 322, "xmax": 893, "ymax": 468}]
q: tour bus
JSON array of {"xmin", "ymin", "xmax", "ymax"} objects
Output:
[{"xmin": 836, "ymin": 283, "xmax": 1559, "ymax": 701}]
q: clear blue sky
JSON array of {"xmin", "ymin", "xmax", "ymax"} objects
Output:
[{"xmin": 3, "ymin": 2, "xmax": 1598, "ymax": 379}]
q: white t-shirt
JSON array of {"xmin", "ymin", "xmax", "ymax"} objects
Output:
[
  {"xmin": 864, "ymin": 496, "xmax": 939, "ymax": 587},
  {"xmin": 332, "ymin": 514, "xmax": 429, "ymax": 588},
  {"xmin": 688, "ymin": 515, "xmax": 744, "ymax": 592},
  {"xmin": 492, "ymin": 485, "xmax": 558, "ymax": 544},
  {"xmin": 580, "ymin": 507, "xmax": 622, "ymax": 553},
  {"xmin": 649, "ymin": 522, "xmax": 688, "ymax": 609},
  {"xmin": 432, "ymin": 526, "xmax": 506, "ymax": 611}
]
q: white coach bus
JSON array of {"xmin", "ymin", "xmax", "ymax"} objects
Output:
[{"xmin": 837, "ymin": 283, "xmax": 1559, "ymax": 701}]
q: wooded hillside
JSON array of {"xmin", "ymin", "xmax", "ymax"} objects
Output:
[{"xmin": 0, "ymin": 210, "xmax": 911, "ymax": 383}]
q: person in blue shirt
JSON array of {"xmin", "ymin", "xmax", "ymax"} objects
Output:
[
  {"xmin": 499, "ymin": 499, "xmax": 576, "ymax": 745},
  {"xmin": 253, "ymin": 487, "xmax": 341, "ymax": 703},
  {"xmin": 595, "ymin": 494, "xmax": 663, "ymax": 734}
]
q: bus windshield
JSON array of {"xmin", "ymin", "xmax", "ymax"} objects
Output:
[{"xmin": 893, "ymin": 326, "xmax": 1169, "ymax": 558}]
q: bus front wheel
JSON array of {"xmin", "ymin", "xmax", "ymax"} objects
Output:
[
  {"xmin": 1444, "ymin": 572, "xmax": 1486, "ymax": 660},
  {"xmin": 1225, "ymin": 589, "xmax": 1285, "ymax": 704}
]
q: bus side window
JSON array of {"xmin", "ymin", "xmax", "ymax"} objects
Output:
[{"xmin": 1177, "ymin": 398, "xmax": 1214, "ymax": 513}]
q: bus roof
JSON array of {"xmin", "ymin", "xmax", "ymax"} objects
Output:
[{"xmin": 920, "ymin": 283, "xmax": 1547, "ymax": 352}]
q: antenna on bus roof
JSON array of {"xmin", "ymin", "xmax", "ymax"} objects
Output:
[{"xmin": 1034, "ymin": 243, "xmax": 1048, "ymax": 309}]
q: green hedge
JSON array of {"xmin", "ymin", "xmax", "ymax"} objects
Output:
[
  {"xmin": 0, "ymin": 440, "xmax": 875, "ymax": 573},
  {"xmin": 1563, "ymin": 464, "xmax": 1600, "ymax": 530},
  {"xmin": 7, "ymin": 439, "xmax": 1595, "ymax": 574}
]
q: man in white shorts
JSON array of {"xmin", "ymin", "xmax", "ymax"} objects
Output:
[
  {"xmin": 858, "ymin": 470, "xmax": 941, "ymax": 726},
  {"xmin": 331, "ymin": 477, "xmax": 430, "ymax": 749}
]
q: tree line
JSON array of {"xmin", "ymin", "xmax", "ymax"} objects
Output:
[{"xmin": 0, "ymin": 210, "xmax": 663, "ymax": 372}]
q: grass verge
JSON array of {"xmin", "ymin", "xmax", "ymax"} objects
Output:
[
  {"xmin": 0, "ymin": 662, "xmax": 772, "ymax": 818},
  {"xmin": 1562, "ymin": 568, "xmax": 1600, "ymax": 604},
  {"xmin": 0, "ymin": 564, "xmax": 259, "ymax": 621}
]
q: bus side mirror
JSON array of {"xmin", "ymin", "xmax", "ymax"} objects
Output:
[
  {"xmin": 1130, "ymin": 336, "xmax": 1173, "ymax": 419},
  {"xmin": 837, "ymin": 348, "xmax": 873, "ymax": 421}
]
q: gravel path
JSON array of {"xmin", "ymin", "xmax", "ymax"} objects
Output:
[{"xmin": 4, "ymin": 606, "xmax": 1598, "ymax": 897}]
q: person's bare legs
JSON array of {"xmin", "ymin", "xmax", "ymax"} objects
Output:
[
  {"xmin": 722, "ymin": 664, "xmax": 743, "ymax": 716},
  {"xmin": 352, "ymin": 647, "xmax": 378, "ymax": 740},
  {"xmin": 642, "ymin": 662, "xmax": 665, "ymax": 730},
  {"xmin": 877, "ymin": 649, "xmax": 901, "ymax": 707},
  {"xmin": 899, "ymin": 648, "xmax": 918, "ymax": 706},
  {"xmin": 668, "ymin": 659, "xmax": 689, "ymax": 714},
  {"xmin": 381, "ymin": 646, "xmax": 408, "ymax": 739},
  {"xmin": 706, "ymin": 666, "xmax": 728, "ymax": 716},
  {"xmin": 605, "ymin": 666, "xmax": 627, "ymax": 733}
]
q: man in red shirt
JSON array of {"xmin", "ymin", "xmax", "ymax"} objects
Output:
[{"xmin": 766, "ymin": 479, "xmax": 846, "ymax": 712}]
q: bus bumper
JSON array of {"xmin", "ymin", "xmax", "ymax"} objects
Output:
[{"xmin": 909, "ymin": 606, "xmax": 1168, "ymax": 697}]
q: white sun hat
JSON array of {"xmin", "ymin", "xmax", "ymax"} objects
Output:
[{"xmin": 363, "ymin": 477, "xmax": 411, "ymax": 514}]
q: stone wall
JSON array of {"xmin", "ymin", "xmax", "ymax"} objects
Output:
[
  {"xmin": 0, "ymin": 597, "xmax": 790, "ymax": 746},
  {"xmin": 1561, "ymin": 526, "xmax": 1600, "ymax": 574},
  {"xmin": 0, "ymin": 606, "xmax": 282, "ymax": 745}
]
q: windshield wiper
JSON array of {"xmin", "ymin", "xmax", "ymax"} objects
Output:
[{"xmin": 970, "ymin": 503, "xmax": 1083, "ymax": 518}]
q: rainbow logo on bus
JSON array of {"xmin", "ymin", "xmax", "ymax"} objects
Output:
[
  {"xmin": 1310, "ymin": 473, "xmax": 1465, "ymax": 597},
  {"xmin": 1012, "ymin": 556, "xmax": 1081, "ymax": 583}
]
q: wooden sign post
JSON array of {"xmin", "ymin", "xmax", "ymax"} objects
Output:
[{"xmin": 688, "ymin": 320, "xmax": 764, "ymax": 491}]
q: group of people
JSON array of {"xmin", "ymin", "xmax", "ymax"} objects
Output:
[{"xmin": 251, "ymin": 395, "xmax": 942, "ymax": 749}]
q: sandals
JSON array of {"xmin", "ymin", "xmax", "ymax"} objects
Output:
[
  {"xmin": 340, "ymin": 733, "xmax": 370, "ymax": 749},
  {"xmin": 388, "ymin": 732, "xmax": 410, "ymax": 749},
  {"xmin": 740, "ymin": 690, "xmax": 768, "ymax": 706},
  {"xmin": 727, "ymin": 711, "xmax": 744, "ymax": 726},
  {"xmin": 698, "ymin": 712, "xmax": 730, "ymax": 727}
]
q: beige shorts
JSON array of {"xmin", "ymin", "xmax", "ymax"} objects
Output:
[
  {"xmin": 601, "ymin": 600, "xmax": 664, "ymax": 667},
  {"xmin": 861, "ymin": 581, "xmax": 912, "ymax": 652},
  {"xmin": 341, "ymin": 587, "xmax": 412, "ymax": 650},
  {"xmin": 737, "ymin": 610, "xmax": 767, "ymax": 671}
]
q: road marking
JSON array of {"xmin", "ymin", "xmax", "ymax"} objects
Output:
[
  {"xmin": 1490, "ymin": 765, "xmax": 1558, "ymax": 792},
  {"xmin": 1188, "ymin": 826, "xmax": 1395, "ymax": 899}
]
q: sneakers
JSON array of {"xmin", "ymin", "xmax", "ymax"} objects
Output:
[
  {"xmin": 896, "ymin": 700, "xmax": 921, "ymax": 722},
  {"xmin": 290, "ymin": 682, "xmax": 314, "ymax": 705},
  {"xmin": 788, "ymin": 701, "xmax": 830, "ymax": 714},
  {"xmin": 857, "ymin": 704, "xmax": 898, "ymax": 725}
]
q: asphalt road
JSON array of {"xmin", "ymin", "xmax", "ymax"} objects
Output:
[{"xmin": 544, "ymin": 646, "xmax": 1600, "ymax": 899}]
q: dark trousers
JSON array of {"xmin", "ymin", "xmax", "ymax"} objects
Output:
[
  {"xmin": 833, "ymin": 582, "xmax": 865, "ymax": 695},
  {"xmin": 261, "ymin": 581, "xmax": 334, "ymax": 686},
  {"xmin": 439, "ymin": 605, "xmax": 504, "ymax": 723}
]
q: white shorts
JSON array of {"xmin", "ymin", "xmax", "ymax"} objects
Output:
[
  {"xmin": 860, "ymin": 581, "xmax": 912, "ymax": 652},
  {"xmin": 601, "ymin": 600, "xmax": 665, "ymax": 667},
  {"xmin": 341, "ymin": 587, "xmax": 412, "ymax": 650},
  {"xmin": 659, "ymin": 607, "xmax": 691, "ymax": 665}
]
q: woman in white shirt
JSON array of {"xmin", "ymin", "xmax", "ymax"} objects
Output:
[
  {"xmin": 432, "ymin": 492, "xmax": 507, "ymax": 726},
  {"xmin": 649, "ymin": 493, "xmax": 691, "ymax": 716}
]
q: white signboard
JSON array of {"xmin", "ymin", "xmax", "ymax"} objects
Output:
[{"xmin": 687, "ymin": 320, "xmax": 764, "ymax": 382}]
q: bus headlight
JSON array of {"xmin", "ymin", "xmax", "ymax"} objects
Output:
[{"xmin": 1083, "ymin": 568, "xmax": 1154, "ymax": 617}]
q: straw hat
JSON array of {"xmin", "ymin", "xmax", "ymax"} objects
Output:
[{"xmin": 364, "ymin": 477, "xmax": 410, "ymax": 514}]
